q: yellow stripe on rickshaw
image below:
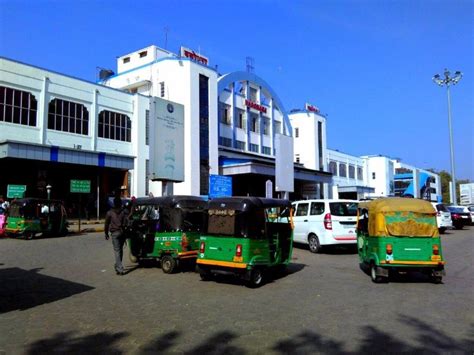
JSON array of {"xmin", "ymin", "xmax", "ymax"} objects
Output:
[
  {"xmin": 197, "ymin": 259, "xmax": 248, "ymax": 269},
  {"xmin": 380, "ymin": 260, "xmax": 446, "ymax": 266}
]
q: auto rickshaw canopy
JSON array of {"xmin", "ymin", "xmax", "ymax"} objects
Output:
[{"xmin": 358, "ymin": 198, "xmax": 438, "ymax": 237}]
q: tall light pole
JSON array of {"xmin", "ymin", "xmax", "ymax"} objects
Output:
[{"xmin": 432, "ymin": 69, "xmax": 462, "ymax": 205}]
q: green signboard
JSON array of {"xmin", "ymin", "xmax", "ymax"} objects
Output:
[
  {"xmin": 70, "ymin": 179, "xmax": 91, "ymax": 193},
  {"xmin": 7, "ymin": 184, "xmax": 26, "ymax": 198}
]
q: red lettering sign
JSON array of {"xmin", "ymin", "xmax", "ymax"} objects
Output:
[
  {"xmin": 183, "ymin": 49, "xmax": 208, "ymax": 65},
  {"xmin": 245, "ymin": 99, "xmax": 267, "ymax": 114}
]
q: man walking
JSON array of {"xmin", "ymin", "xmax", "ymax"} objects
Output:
[{"xmin": 104, "ymin": 197, "xmax": 127, "ymax": 275}]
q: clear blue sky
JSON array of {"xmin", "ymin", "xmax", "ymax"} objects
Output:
[{"xmin": 1, "ymin": 0, "xmax": 473, "ymax": 180}]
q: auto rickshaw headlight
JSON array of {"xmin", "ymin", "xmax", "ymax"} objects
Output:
[{"xmin": 386, "ymin": 244, "xmax": 393, "ymax": 255}]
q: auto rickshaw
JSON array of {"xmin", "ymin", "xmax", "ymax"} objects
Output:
[
  {"xmin": 357, "ymin": 197, "xmax": 445, "ymax": 283},
  {"xmin": 196, "ymin": 197, "xmax": 293, "ymax": 288},
  {"xmin": 126, "ymin": 195, "xmax": 208, "ymax": 274},
  {"xmin": 5, "ymin": 198, "xmax": 68, "ymax": 239}
]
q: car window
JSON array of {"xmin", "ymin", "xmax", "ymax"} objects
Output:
[
  {"xmin": 468, "ymin": 207, "xmax": 474, "ymax": 212},
  {"xmin": 447, "ymin": 207, "xmax": 466, "ymax": 213},
  {"xmin": 295, "ymin": 203, "xmax": 309, "ymax": 217},
  {"xmin": 310, "ymin": 202, "xmax": 325, "ymax": 216},
  {"xmin": 329, "ymin": 202, "xmax": 358, "ymax": 216},
  {"xmin": 435, "ymin": 204, "xmax": 448, "ymax": 212}
]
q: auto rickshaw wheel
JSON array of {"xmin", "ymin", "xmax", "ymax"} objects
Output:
[
  {"xmin": 308, "ymin": 234, "xmax": 321, "ymax": 253},
  {"xmin": 161, "ymin": 255, "xmax": 177, "ymax": 274},
  {"xmin": 246, "ymin": 268, "xmax": 265, "ymax": 288},
  {"xmin": 370, "ymin": 263, "xmax": 385, "ymax": 283},
  {"xmin": 198, "ymin": 267, "xmax": 212, "ymax": 281},
  {"xmin": 24, "ymin": 232, "xmax": 35, "ymax": 240}
]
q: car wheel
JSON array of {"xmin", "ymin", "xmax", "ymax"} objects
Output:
[
  {"xmin": 308, "ymin": 234, "xmax": 321, "ymax": 253},
  {"xmin": 246, "ymin": 268, "xmax": 265, "ymax": 288},
  {"xmin": 454, "ymin": 223, "xmax": 463, "ymax": 230},
  {"xmin": 439, "ymin": 227, "xmax": 446, "ymax": 234},
  {"xmin": 370, "ymin": 262, "xmax": 385, "ymax": 283},
  {"xmin": 161, "ymin": 255, "xmax": 177, "ymax": 274}
]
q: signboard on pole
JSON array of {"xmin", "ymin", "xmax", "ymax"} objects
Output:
[
  {"xmin": 70, "ymin": 180, "xmax": 91, "ymax": 193},
  {"xmin": 150, "ymin": 98, "xmax": 185, "ymax": 182},
  {"xmin": 209, "ymin": 175, "xmax": 232, "ymax": 198},
  {"xmin": 275, "ymin": 134, "xmax": 294, "ymax": 193},
  {"xmin": 7, "ymin": 184, "xmax": 26, "ymax": 198}
]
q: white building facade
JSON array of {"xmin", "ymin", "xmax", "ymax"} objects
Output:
[
  {"xmin": 103, "ymin": 45, "xmax": 298, "ymax": 198},
  {"xmin": 0, "ymin": 57, "xmax": 183, "ymax": 213}
]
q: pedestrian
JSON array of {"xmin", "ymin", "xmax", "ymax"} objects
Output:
[{"xmin": 104, "ymin": 197, "xmax": 127, "ymax": 275}]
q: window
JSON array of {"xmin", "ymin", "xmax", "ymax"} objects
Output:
[
  {"xmin": 249, "ymin": 143, "xmax": 259, "ymax": 153},
  {"xmin": 139, "ymin": 51, "xmax": 147, "ymax": 58},
  {"xmin": 0, "ymin": 86, "xmax": 37, "ymax": 126},
  {"xmin": 145, "ymin": 159, "xmax": 149, "ymax": 196},
  {"xmin": 330, "ymin": 202, "xmax": 358, "ymax": 216},
  {"xmin": 295, "ymin": 127, "xmax": 299, "ymax": 138},
  {"xmin": 234, "ymin": 140, "xmax": 245, "ymax": 150},
  {"xmin": 274, "ymin": 121, "xmax": 281, "ymax": 134},
  {"xmin": 123, "ymin": 57, "xmax": 130, "ymax": 63},
  {"xmin": 48, "ymin": 98, "xmax": 89, "ymax": 135},
  {"xmin": 262, "ymin": 118, "xmax": 270, "ymax": 135},
  {"xmin": 339, "ymin": 164, "xmax": 347, "ymax": 177},
  {"xmin": 160, "ymin": 82, "xmax": 165, "ymax": 97},
  {"xmin": 318, "ymin": 122, "xmax": 323, "ymax": 170},
  {"xmin": 329, "ymin": 161, "xmax": 337, "ymax": 175},
  {"xmin": 235, "ymin": 108, "xmax": 245, "ymax": 129},
  {"xmin": 296, "ymin": 203, "xmax": 309, "ymax": 217},
  {"xmin": 262, "ymin": 146, "xmax": 271, "ymax": 155},
  {"xmin": 295, "ymin": 154, "xmax": 300, "ymax": 163},
  {"xmin": 98, "ymin": 110, "xmax": 131, "ymax": 142},
  {"xmin": 349, "ymin": 165, "xmax": 355, "ymax": 179},
  {"xmin": 219, "ymin": 103, "xmax": 231, "ymax": 125},
  {"xmin": 310, "ymin": 202, "xmax": 324, "ymax": 215},
  {"xmin": 372, "ymin": 172, "xmax": 376, "ymax": 179},
  {"xmin": 250, "ymin": 113, "xmax": 259, "ymax": 133},
  {"xmin": 219, "ymin": 136, "xmax": 232, "ymax": 147},
  {"xmin": 145, "ymin": 110, "xmax": 150, "ymax": 145},
  {"xmin": 357, "ymin": 167, "xmax": 363, "ymax": 180},
  {"xmin": 249, "ymin": 87, "xmax": 258, "ymax": 102}
]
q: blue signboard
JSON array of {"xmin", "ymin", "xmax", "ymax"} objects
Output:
[{"xmin": 209, "ymin": 175, "xmax": 232, "ymax": 198}]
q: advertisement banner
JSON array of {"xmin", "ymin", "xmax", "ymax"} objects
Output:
[
  {"xmin": 151, "ymin": 99, "xmax": 185, "ymax": 182},
  {"xmin": 275, "ymin": 134, "xmax": 294, "ymax": 192}
]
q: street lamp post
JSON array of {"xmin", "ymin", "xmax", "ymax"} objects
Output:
[
  {"xmin": 46, "ymin": 184, "xmax": 52, "ymax": 200},
  {"xmin": 432, "ymin": 69, "xmax": 462, "ymax": 205}
]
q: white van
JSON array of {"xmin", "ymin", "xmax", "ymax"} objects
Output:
[{"xmin": 291, "ymin": 199, "xmax": 358, "ymax": 253}]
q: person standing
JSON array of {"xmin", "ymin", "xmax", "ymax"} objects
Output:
[{"xmin": 104, "ymin": 197, "xmax": 127, "ymax": 275}]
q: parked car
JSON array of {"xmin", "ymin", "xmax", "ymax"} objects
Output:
[
  {"xmin": 446, "ymin": 206, "xmax": 471, "ymax": 230},
  {"xmin": 431, "ymin": 202, "xmax": 453, "ymax": 233},
  {"xmin": 291, "ymin": 199, "xmax": 358, "ymax": 253},
  {"xmin": 468, "ymin": 206, "xmax": 474, "ymax": 225}
]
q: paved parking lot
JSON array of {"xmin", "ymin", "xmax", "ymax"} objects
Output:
[{"xmin": 0, "ymin": 227, "xmax": 473, "ymax": 354}]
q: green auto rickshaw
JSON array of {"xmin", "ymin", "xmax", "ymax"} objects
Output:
[
  {"xmin": 196, "ymin": 197, "xmax": 293, "ymax": 288},
  {"xmin": 357, "ymin": 197, "xmax": 445, "ymax": 283},
  {"xmin": 127, "ymin": 195, "xmax": 208, "ymax": 274},
  {"xmin": 5, "ymin": 198, "xmax": 68, "ymax": 239}
]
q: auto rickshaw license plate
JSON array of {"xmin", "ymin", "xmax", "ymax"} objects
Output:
[
  {"xmin": 233, "ymin": 256, "xmax": 243, "ymax": 262},
  {"xmin": 431, "ymin": 255, "xmax": 441, "ymax": 261}
]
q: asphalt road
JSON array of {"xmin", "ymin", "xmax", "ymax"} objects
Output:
[{"xmin": 0, "ymin": 227, "xmax": 473, "ymax": 354}]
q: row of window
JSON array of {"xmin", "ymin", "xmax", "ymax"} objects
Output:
[
  {"xmin": 220, "ymin": 104, "xmax": 280, "ymax": 135},
  {"xmin": 1, "ymin": 86, "xmax": 131, "ymax": 142},
  {"xmin": 219, "ymin": 136, "xmax": 272, "ymax": 155},
  {"xmin": 328, "ymin": 161, "xmax": 364, "ymax": 180}
]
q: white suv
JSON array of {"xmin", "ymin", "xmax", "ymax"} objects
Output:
[
  {"xmin": 431, "ymin": 202, "xmax": 453, "ymax": 233},
  {"xmin": 292, "ymin": 199, "xmax": 358, "ymax": 253}
]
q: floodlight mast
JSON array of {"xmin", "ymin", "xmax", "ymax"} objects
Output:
[{"xmin": 432, "ymin": 69, "xmax": 463, "ymax": 204}]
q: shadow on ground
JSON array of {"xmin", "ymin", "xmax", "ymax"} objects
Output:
[
  {"xmin": 293, "ymin": 242, "xmax": 358, "ymax": 255},
  {"xmin": 26, "ymin": 315, "xmax": 473, "ymax": 354},
  {"xmin": 0, "ymin": 267, "xmax": 94, "ymax": 314}
]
